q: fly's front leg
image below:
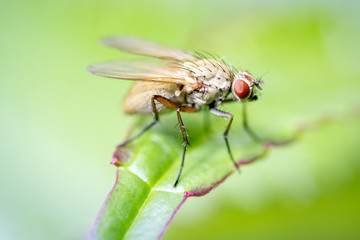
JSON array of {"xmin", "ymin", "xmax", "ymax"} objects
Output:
[
  {"xmin": 242, "ymin": 103, "xmax": 260, "ymax": 142},
  {"xmin": 221, "ymin": 98, "xmax": 261, "ymax": 142},
  {"xmin": 152, "ymin": 95, "xmax": 198, "ymax": 187},
  {"xmin": 113, "ymin": 96, "xmax": 159, "ymax": 162},
  {"xmin": 209, "ymin": 108, "xmax": 239, "ymax": 172}
]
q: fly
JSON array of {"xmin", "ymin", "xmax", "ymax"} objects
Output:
[{"xmin": 88, "ymin": 36, "xmax": 264, "ymax": 187}]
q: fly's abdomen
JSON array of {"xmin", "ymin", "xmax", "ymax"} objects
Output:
[{"xmin": 122, "ymin": 81, "xmax": 182, "ymax": 114}]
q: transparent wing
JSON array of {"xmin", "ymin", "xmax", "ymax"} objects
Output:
[
  {"xmin": 87, "ymin": 59, "xmax": 197, "ymax": 86},
  {"xmin": 101, "ymin": 36, "xmax": 198, "ymax": 61}
]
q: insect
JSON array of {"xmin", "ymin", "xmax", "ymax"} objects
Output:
[{"xmin": 88, "ymin": 36, "xmax": 263, "ymax": 187}]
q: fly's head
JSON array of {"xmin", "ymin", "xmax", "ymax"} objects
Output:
[{"xmin": 231, "ymin": 70, "xmax": 264, "ymax": 102}]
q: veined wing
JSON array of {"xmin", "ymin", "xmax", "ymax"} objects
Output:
[
  {"xmin": 101, "ymin": 36, "xmax": 198, "ymax": 61},
  {"xmin": 87, "ymin": 59, "xmax": 197, "ymax": 86}
]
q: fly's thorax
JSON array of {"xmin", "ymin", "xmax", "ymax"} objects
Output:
[{"xmin": 181, "ymin": 59, "xmax": 234, "ymax": 106}]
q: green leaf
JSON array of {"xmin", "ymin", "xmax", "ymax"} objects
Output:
[{"xmin": 88, "ymin": 112, "xmax": 296, "ymax": 240}]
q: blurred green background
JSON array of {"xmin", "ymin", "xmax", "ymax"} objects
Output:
[{"xmin": 1, "ymin": 0, "xmax": 360, "ymax": 239}]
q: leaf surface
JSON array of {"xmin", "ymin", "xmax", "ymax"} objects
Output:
[{"xmin": 88, "ymin": 114, "xmax": 295, "ymax": 240}]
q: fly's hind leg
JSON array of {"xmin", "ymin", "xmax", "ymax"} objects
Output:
[
  {"xmin": 114, "ymin": 95, "xmax": 198, "ymax": 187},
  {"xmin": 113, "ymin": 96, "xmax": 160, "ymax": 162},
  {"xmin": 152, "ymin": 95, "xmax": 198, "ymax": 187}
]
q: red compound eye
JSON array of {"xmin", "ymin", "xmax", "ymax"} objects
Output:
[{"xmin": 234, "ymin": 80, "xmax": 250, "ymax": 99}]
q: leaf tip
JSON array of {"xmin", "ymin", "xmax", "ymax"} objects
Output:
[{"xmin": 111, "ymin": 146, "xmax": 131, "ymax": 167}]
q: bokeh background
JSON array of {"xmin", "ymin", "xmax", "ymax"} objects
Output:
[{"xmin": 1, "ymin": 0, "xmax": 360, "ymax": 239}]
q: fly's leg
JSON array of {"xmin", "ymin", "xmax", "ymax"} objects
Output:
[
  {"xmin": 174, "ymin": 109, "xmax": 188, "ymax": 187},
  {"xmin": 152, "ymin": 95, "xmax": 198, "ymax": 187},
  {"xmin": 242, "ymin": 102, "xmax": 260, "ymax": 142},
  {"xmin": 113, "ymin": 96, "xmax": 159, "ymax": 161},
  {"xmin": 221, "ymin": 98, "xmax": 261, "ymax": 142},
  {"xmin": 209, "ymin": 108, "xmax": 239, "ymax": 172},
  {"xmin": 115, "ymin": 94, "xmax": 196, "ymax": 186}
]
